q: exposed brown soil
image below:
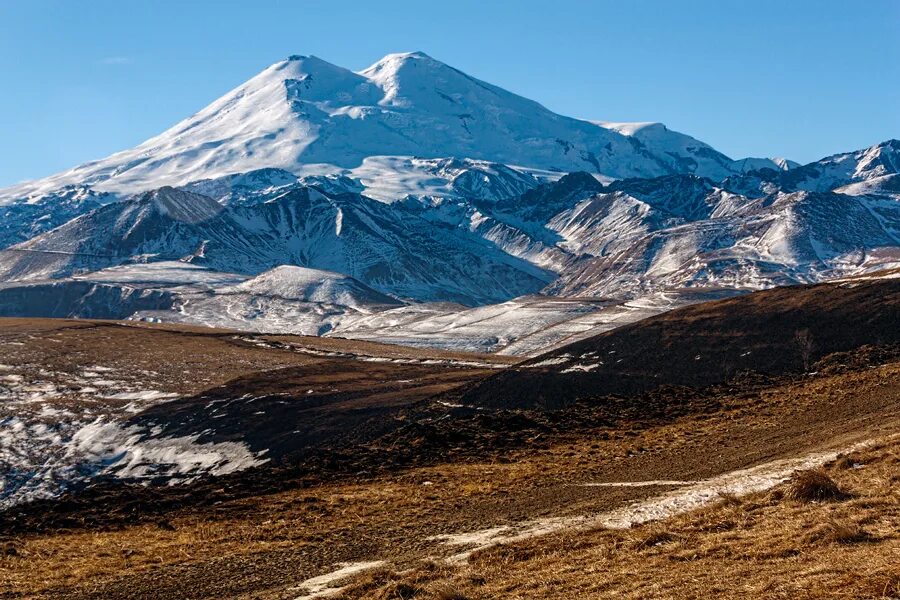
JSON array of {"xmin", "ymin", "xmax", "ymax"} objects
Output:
[{"xmin": 0, "ymin": 318, "xmax": 509, "ymax": 410}]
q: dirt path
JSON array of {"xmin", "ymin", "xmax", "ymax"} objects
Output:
[{"xmin": 284, "ymin": 436, "xmax": 878, "ymax": 599}]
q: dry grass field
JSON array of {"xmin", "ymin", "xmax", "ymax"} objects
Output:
[
  {"xmin": 2, "ymin": 349, "xmax": 899, "ymax": 598},
  {"xmin": 333, "ymin": 438, "xmax": 900, "ymax": 600}
]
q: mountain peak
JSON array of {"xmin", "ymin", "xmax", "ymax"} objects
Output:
[
  {"xmin": 231, "ymin": 265, "xmax": 402, "ymax": 306},
  {"xmin": 388, "ymin": 50, "xmax": 433, "ymax": 60},
  {"xmin": 266, "ymin": 53, "xmax": 358, "ymax": 83},
  {"xmin": 596, "ymin": 121, "xmax": 667, "ymax": 137},
  {"xmin": 360, "ymin": 50, "xmax": 452, "ymax": 87},
  {"xmin": 364, "ymin": 50, "xmax": 439, "ymax": 69}
]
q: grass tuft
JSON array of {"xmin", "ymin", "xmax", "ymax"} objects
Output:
[
  {"xmin": 785, "ymin": 469, "xmax": 848, "ymax": 502},
  {"xmin": 432, "ymin": 587, "xmax": 471, "ymax": 600}
]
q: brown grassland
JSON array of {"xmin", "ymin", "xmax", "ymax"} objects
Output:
[
  {"xmin": 333, "ymin": 439, "xmax": 900, "ymax": 600},
  {"xmin": 1, "ymin": 346, "xmax": 899, "ymax": 599}
]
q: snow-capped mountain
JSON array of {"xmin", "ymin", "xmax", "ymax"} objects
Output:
[
  {"xmin": 227, "ymin": 265, "xmax": 400, "ymax": 308},
  {"xmin": 178, "ymin": 158, "xmax": 543, "ymax": 207},
  {"xmin": 137, "ymin": 264, "xmax": 406, "ymax": 336},
  {"xmin": 0, "ymin": 50, "xmax": 897, "ymax": 355},
  {"xmin": 3, "ymin": 138, "xmax": 898, "ymax": 308},
  {"xmin": 546, "ymin": 187, "xmax": 900, "ymax": 298},
  {"xmin": 723, "ymin": 139, "xmax": 900, "ymax": 197},
  {"xmin": 0, "ymin": 52, "xmax": 792, "ymax": 205}
]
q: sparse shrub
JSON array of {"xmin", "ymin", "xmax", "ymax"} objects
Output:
[
  {"xmin": 794, "ymin": 329, "xmax": 815, "ymax": 372},
  {"xmin": 156, "ymin": 519, "xmax": 176, "ymax": 531},
  {"xmin": 470, "ymin": 542, "xmax": 539, "ymax": 564},
  {"xmin": 416, "ymin": 560, "xmax": 442, "ymax": 573},
  {"xmin": 334, "ymin": 568, "xmax": 398, "ymax": 598},
  {"xmin": 833, "ymin": 453, "xmax": 866, "ymax": 470},
  {"xmin": 373, "ymin": 581, "xmax": 424, "ymax": 600},
  {"xmin": 715, "ymin": 491, "xmax": 742, "ymax": 507},
  {"xmin": 337, "ymin": 561, "xmax": 467, "ymax": 600},
  {"xmin": 879, "ymin": 577, "xmax": 900, "ymax": 598},
  {"xmin": 785, "ymin": 469, "xmax": 848, "ymax": 502}
]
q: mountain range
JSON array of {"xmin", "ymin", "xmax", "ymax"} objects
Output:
[{"xmin": 0, "ymin": 51, "xmax": 898, "ymax": 354}]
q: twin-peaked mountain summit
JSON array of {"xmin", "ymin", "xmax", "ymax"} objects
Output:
[
  {"xmin": 1, "ymin": 51, "xmax": 790, "ymax": 203},
  {"xmin": 0, "ymin": 52, "xmax": 898, "ymax": 352}
]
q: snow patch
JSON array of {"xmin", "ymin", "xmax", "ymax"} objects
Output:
[
  {"xmin": 71, "ymin": 419, "xmax": 267, "ymax": 481},
  {"xmin": 292, "ymin": 561, "xmax": 386, "ymax": 600},
  {"xmin": 579, "ymin": 480, "xmax": 695, "ymax": 487},
  {"xmin": 525, "ymin": 355, "xmax": 571, "ymax": 368},
  {"xmin": 101, "ymin": 391, "xmax": 181, "ymax": 401},
  {"xmin": 561, "ymin": 363, "xmax": 601, "ymax": 373}
]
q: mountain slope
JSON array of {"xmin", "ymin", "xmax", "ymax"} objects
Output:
[
  {"xmin": 0, "ymin": 186, "xmax": 550, "ymax": 304},
  {"xmin": 135, "ymin": 264, "xmax": 405, "ymax": 336},
  {"xmin": 228, "ymin": 265, "xmax": 399, "ymax": 307},
  {"xmin": 0, "ymin": 186, "xmax": 112, "ymax": 249},
  {"xmin": 1, "ymin": 139, "xmax": 898, "ymax": 326},
  {"xmin": 458, "ymin": 276, "xmax": 900, "ymax": 409},
  {"xmin": 723, "ymin": 139, "xmax": 900, "ymax": 196},
  {"xmin": 595, "ymin": 121, "xmax": 791, "ymax": 181},
  {"xmin": 551, "ymin": 185, "xmax": 900, "ymax": 299}
]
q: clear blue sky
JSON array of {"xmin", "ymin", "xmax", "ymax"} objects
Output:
[{"xmin": 1, "ymin": 0, "xmax": 898, "ymax": 187}]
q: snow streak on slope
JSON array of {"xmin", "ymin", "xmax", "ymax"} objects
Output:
[
  {"xmin": 431, "ymin": 440, "xmax": 871, "ymax": 563},
  {"xmin": 229, "ymin": 265, "xmax": 400, "ymax": 307},
  {"xmin": 139, "ymin": 266, "xmax": 405, "ymax": 337},
  {"xmin": 548, "ymin": 188, "xmax": 900, "ymax": 299},
  {"xmin": 332, "ymin": 292, "xmax": 705, "ymax": 356}
]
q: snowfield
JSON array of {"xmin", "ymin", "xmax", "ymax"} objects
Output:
[{"xmin": 0, "ymin": 360, "xmax": 266, "ymax": 508}]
